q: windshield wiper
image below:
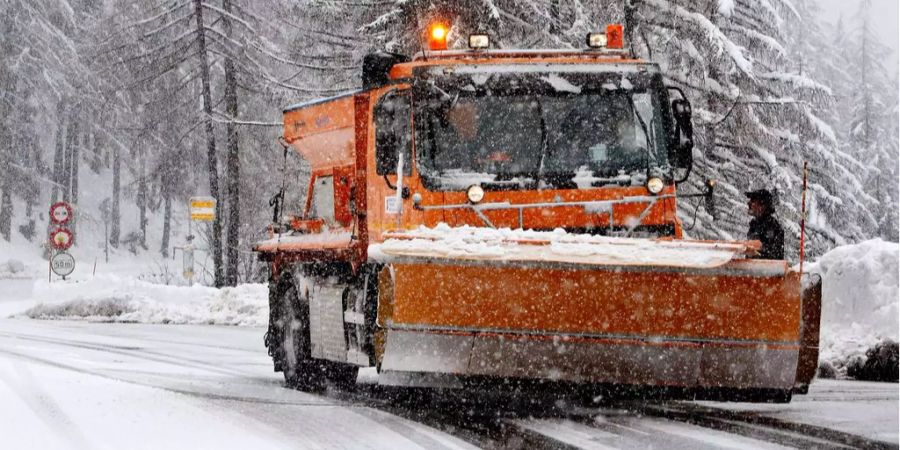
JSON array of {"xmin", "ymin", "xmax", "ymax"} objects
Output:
[
  {"xmin": 627, "ymin": 95, "xmax": 654, "ymax": 177},
  {"xmin": 535, "ymin": 100, "xmax": 550, "ymax": 188}
]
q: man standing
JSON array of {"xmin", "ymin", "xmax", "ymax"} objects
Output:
[{"xmin": 746, "ymin": 189, "xmax": 785, "ymax": 260}]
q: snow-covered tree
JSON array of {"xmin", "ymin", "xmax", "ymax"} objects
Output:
[{"xmin": 845, "ymin": 0, "xmax": 899, "ymax": 242}]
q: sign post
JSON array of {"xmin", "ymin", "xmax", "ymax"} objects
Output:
[
  {"xmin": 48, "ymin": 201, "xmax": 75, "ymax": 281},
  {"xmin": 177, "ymin": 196, "xmax": 215, "ymax": 285}
]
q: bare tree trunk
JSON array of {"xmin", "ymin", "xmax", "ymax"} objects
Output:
[
  {"xmin": 62, "ymin": 116, "xmax": 77, "ymax": 203},
  {"xmin": 69, "ymin": 118, "xmax": 80, "ymax": 235},
  {"xmin": 22, "ymin": 200, "xmax": 35, "ymax": 241},
  {"xmin": 549, "ymin": 0, "xmax": 560, "ymax": 35},
  {"xmin": 51, "ymin": 103, "xmax": 66, "ymax": 203},
  {"xmin": 137, "ymin": 148, "xmax": 147, "ymax": 249},
  {"xmin": 0, "ymin": 122, "xmax": 10, "ymax": 241},
  {"xmin": 223, "ymin": 0, "xmax": 240, "ymax": 286},
  {"xmin": 161, "ymin": 188, "xmax": 171, "ymax": 258},
  {"xmin": 110, "ymin": 144, "xmax": 121, "ymax": 247},
  {"xmin": 193, "ymin": 0, "xmax": 224, "ymax": 287},
  {"xmin": 90, "ymin": 132, "xmax": 102, "ymax": 173},
  {"xmin": 0, "ymin": 180, "xmax": 10, "ymax": 242}
]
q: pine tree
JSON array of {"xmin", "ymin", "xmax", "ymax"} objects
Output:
[{"xmin": 846, "ymin": 0, "xmax": 899, "ymax": 242}]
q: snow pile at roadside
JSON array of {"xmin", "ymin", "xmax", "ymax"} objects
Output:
[
  {"xmin": 0, "ymin": 259, "xmax": 29, "ymax": 279},
  {"xmin": 808, "ymin": 239, "xmax": 899, "ymax": 376},
  {"xmin": 13, "ymin": 275, "xmax": 268, "ymax": 326}
]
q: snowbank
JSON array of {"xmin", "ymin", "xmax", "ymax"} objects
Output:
[
  {"xmin": 0, "ymin": 259, "xmax": 28, "ymax": 279},
  {"xmin": 807, "ymin": 239, "xmax": 899, "ymax": 376},
  {"xmin": 10, "ymin": 275, "xmax": 268, "ymax": 326}
]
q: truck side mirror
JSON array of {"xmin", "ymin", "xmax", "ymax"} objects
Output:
[
  {"xmin": 374, "ymin": 91, "xmax": 412, "ymax": 177},
  {"xmin": 362, "ymin": 52, "xmax": 410, "ymax": 89},
  {"xmin": 671, "ymin": 98, "xmax": 694, "ymax": 169}
]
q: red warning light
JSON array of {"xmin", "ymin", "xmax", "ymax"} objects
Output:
[{"xmin": 606, "ymin": 23, "xmax": 624, "ymax": 49}]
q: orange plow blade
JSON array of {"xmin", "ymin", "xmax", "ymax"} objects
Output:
[{"xmin": 371, "ymin": 228, "xmax": 803, "ymax": 392}]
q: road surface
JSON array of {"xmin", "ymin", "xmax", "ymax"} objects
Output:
[{"xmin": 0, "ymin": 319, "xmax": 896, "ymax": 449}]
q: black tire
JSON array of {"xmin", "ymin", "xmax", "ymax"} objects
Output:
[
  {"xmin": 324, "ymin": 361, "xmax": 359, "ymax": 391},
  {"xmin": 277, "ymin": 281, "xmax": 325, "ymax": 391}
]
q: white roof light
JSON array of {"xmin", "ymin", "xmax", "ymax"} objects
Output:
[
  {"xmin": 587, "ymin": 32, "xmax": 607, "ymax": 48},
  {"xmin": 469, "ymin": 34, "xmax": 490, "ymax": 49}
]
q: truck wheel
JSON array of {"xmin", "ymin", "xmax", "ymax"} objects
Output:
[
  {"xmin": 324, "ymin": 361, "xmax": 359, "ymax": 391},
  {"xmin": 278, "ymin": 281, "xmax": 324, "ymax": 391}
]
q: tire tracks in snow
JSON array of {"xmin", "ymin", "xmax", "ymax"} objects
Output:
[
  {"xmin": 0, "ymin": 330, "xmax": 254, "ymax": 378},
  {"xmin": 0, "ymin": 346, "xmax": 494, "ymax": 450},
  {"xmin": 0, "ymin": 327, "xmax": 580, "ymax": 448},
  {"xmin": 613, "ymin": 402, "xmax": 898, "ymax": 449},
  {"xmin": 0, "ymin": 359, "xmax": 92, "ymax": 450},
  {"xmin": 323, "ymin": 384, "xmax": 581, "ymax": 449},
  {"xmin": 0, "ymin": 332, "xmax": 331, "ymax": 406},
  {"xmin": 3, "ymin": 325, "xmax": 894, "ymax": 449}
]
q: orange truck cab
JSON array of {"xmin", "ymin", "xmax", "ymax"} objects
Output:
[{"xmin": 254, "ymin": 26, "xmax": 821, "ymax": 402}]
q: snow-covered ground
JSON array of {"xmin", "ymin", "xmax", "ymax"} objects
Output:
[
  {"xmin": 0, "ymin": 319, "xmax": 895, "ymax": 449},
  {"xmin": 0, "ymin": 320, "xmax": 479, "ymax": 450}
]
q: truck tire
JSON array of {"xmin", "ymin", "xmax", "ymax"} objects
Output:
[
  {"xmin": 324, "ymin": 361, "xmax": 359, "ymax": 391},
  {"xmin": 277, "ymin": 280, "xmax": 324, "ymax": 391}
]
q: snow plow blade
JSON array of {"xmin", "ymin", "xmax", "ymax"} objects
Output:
[{"xmin": 371, "ymin": 228, "xmax": 806, "ymax": 394}]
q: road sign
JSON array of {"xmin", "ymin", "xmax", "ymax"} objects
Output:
[
  {"xmin": 49, "ymin": 227, "xmax": 74, "ymax": 250},
  {"xmin": 50, "ymin": 201, "xmax": 73, "ymax": 225},
  {"xmin": 50, "ymin": 252, "xmax": 75, "ymax": 277},
  {"xmin": 190, "ymin": 196, "xmax": 216, "ymax": 222}
]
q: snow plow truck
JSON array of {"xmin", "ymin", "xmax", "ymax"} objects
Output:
[{"xmin": 255, "ymin": 24, "xmax": 821, "ymax": 403}]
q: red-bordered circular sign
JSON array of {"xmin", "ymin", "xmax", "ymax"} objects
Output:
[
  {"xmin": 50, "ymin": 202, "xmax": 73, "ymax": 225},
  {"xmin": 49, "ymin": 227, "xmax": 74, "ymax": 250}
]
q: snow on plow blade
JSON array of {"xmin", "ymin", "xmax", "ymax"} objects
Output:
[{"xmin": 371, "ymin": 227, "xmax": 803, "ymax": 392}]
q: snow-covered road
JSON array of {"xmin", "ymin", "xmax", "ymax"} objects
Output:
[{"xmin": 0, "ymin": 319, "xmax": 896, "ymax": 450}]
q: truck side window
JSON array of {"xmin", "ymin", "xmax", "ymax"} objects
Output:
[
  {"xmin": 375, "ymin": 91, "xmax": 412, "ymax": 176},
  {"xmin": 309, "ymin": 175, "xmax": 335, "ymax": 225}
]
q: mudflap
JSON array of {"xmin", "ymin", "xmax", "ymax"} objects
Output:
[
  {"xmin": 265, "ymin": 278, "xmax": 284, "ymax": 372},
  {"xmin": 794, "ymin": 273, "xmax": 823, "ymax": 393}
]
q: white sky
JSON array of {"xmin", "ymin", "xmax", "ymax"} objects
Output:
[{"xmin": 815, "ymin": 0, "xmax": 900, "ymax": 71}]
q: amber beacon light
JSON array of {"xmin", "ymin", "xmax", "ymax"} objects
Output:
[{"xmin": 428, "ymin": 23, "xmax": 449, "ymax": 50}]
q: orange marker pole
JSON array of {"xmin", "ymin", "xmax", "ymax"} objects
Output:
[{"xmin": 799, "ymin": 161, "xmax": 808, "ymax": 274}]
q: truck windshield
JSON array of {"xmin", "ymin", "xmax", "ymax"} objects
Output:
[{"xmin": 413, "ymin": 67, "xmax": 671, "ymax": 190}]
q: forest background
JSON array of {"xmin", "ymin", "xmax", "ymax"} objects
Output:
[{"xmin": 0, "ymin": 0, "xmax": 897, "ymax": 286}]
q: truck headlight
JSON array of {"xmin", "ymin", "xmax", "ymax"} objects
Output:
[
  {"xmin": 647, "ymin": 177, "xmax": 664, "ymax": 194},
  {"xmin": 467, "ymin": 185, "xmax": 485, "ymax": 204}
]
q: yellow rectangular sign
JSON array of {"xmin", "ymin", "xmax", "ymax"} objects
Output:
[{"xmin": 189, "ymin": 196, "xmax": 216, "ymax": 222}]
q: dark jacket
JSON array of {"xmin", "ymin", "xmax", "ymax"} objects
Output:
[{"xmin": 748, "ymin": 213, "xmax": 785, "ymax": 260}]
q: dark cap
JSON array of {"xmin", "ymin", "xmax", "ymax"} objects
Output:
[{"xmin": 745, "ymin": 189, "xmax": 775, "ymax": 206}]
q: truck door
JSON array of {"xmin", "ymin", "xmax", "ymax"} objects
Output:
[{"xmin": 374, "ymin": 89, "xmax": 413, "ymax": 232}]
